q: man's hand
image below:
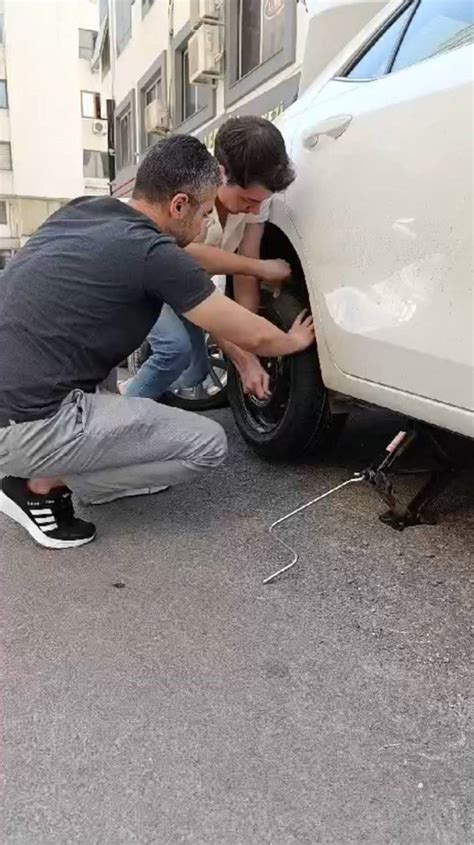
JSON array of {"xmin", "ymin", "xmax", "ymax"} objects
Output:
[
  {"xmin": 259, "ymin": 259, "xmax": 292, "ymax": 287},
  {"xmin": 234, "ymin": 352, "xmax": 270, "ymax": 400},
  {"xmin": 186, "ymin": 292, "xmax": 316, "ymax": 358},
  {"xmin": 287, "ymin": 310, "xmax": 315, "ymax": 352}
]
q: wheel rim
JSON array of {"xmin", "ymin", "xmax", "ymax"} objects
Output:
[
  {"xmin": 239, "ymin": 355, "xmax": 291, "ymax": 433},
  {"xmin": 170, "ymin": 341, "xmax": 227, "ymax": 403}
]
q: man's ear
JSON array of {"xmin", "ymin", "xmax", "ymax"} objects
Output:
[{"xmin": 170, "ymin": 193, "xmax": 189, "ymax": 219}]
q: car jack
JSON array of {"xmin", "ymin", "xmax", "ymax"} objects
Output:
[{"xmin": 264, "ymin": 426, "xmax": 459, "ymax": 585}]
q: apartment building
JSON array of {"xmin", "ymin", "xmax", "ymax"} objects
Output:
[
  {"xmin": 0, "ymin": 0, "xmax": 109, "ymax": 266},
  {"xmin": 95, "ymin": 0, "xmax": 310, "ymax": 198}
]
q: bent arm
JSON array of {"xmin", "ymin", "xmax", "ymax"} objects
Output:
[
  {"xmin": 185, "ymin": 242, "xmax": 264, "ymax": 279},
  {"xmin": 233, "ymin": 222, "xmax": 264, "ymax": 313},
  {"xmin": 184, "ymin": 290, "xmax": 302, "ymax": 357}
]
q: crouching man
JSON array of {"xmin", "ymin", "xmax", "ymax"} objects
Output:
[{"xmin": 0, "ymin": 135, "xmax": 313, "ymax": 549}]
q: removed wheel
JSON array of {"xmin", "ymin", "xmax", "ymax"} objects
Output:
[
  {"xmin": 228, "ymin": 291, "xmax": 347, "ymax": 458},
  {"xmin": 127, "ymin": 338, "xmax": 228, "ymax": 412}
]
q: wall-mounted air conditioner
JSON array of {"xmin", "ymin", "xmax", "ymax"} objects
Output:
[
  {"xmin": 190, "ymin": 0, "xmax": 221, "ymax": 30},
  {"xmin": 188, "ymin": 24, "xmax": 222, "ymax": 84},
  {"xmin": 92, "ymin": 120, "xmax": 107, "ymax": 135},
  {"xmin": 144, "ymin": 99, "xmax": 169, "ymax": 134}
]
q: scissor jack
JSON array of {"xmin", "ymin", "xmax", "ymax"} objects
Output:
[{"xmin": 265, "ymin": 424, "xmax": 460, "ymax": 584}]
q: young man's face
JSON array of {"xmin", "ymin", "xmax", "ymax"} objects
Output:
[
  {"xmin": 168, "ymin": 188, "xmax": 217, "ymax": 247},
  {"xmin": 217, "ymin": 182, "xmax": 271, "ymax": 216}
]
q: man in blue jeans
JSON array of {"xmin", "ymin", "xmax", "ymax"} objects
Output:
[{"xmin": 122, "ymin": 116, "xmax": 296, "ymax": 402}]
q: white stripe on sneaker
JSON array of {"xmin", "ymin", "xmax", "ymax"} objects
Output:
[
  {"xmin": 35, "ymin": 515, "xmax": 56, "ymax": 524},
  {"xmin": 30, "ymin": 508, "xmax": 54, "ymax": 516},
  {"xmin": 40, "ymin": 523, "xmax": 58, "ymax": 532},
  {"xmin": 0, "ymin": 491, "xmax": 95, "ymax": 549}
]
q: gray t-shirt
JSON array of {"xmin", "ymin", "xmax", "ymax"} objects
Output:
[{"xmin": 0, "ymin": 196, "xmax": 214, "ymax": 423}]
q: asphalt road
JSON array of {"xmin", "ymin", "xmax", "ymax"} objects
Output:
[{"xmin": 1, "ymin": 407, "xmax": 473, "ymax": 845}]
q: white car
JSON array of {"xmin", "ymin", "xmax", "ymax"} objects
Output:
[{"xmin": 228, "ymin": 0, "xmax": 474, "ymax": 459}]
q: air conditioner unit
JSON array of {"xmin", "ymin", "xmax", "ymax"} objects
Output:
[
  {"xmin": 92, "ymin": 120, "xmax": 107, "ymax": 135},
  {"xmin": 190, "ymin": 0, "xmax": 220, "ymax": 29},
  {"xmin": 188, "ymin": 24, "xmax": 222, "ymax": 84},
  {"xmin": 144, "ymin": 99, "xmax": 169, "ymax": 134}
]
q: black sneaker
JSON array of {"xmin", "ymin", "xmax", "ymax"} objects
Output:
[{"xmin": 0, "ymin": 476, "xmax": 96, "ymax": 549}]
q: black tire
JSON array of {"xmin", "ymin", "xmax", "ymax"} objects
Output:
[
  {"xmin": 228, "ymin": 291, "xmax": 347, "ymax": 459},
  {"xmin": 127, "ymin": 340, "xmax": 228, "ymax": 412}
]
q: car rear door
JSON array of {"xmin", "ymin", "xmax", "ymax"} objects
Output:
[{"xmin": 287, "ymin": 0, "xmax": 474, "ymax": 411}]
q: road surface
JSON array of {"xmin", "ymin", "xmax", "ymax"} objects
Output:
[{"xmin": 1, "ymin": 408, "xmax": 472, "ymax": 844}]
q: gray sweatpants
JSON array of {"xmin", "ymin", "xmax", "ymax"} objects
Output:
[{"xmin": 0, "ymin": 390, "xmax": 227, "ymax": 505}]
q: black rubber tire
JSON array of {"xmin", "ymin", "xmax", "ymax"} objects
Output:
[
  {"xmin": 127, "ymin": 341, "xmax": 228, "ymax": 412},
  {"xmin": 228, "ymin": 291, "xmax": 346, "ymax": 459}
]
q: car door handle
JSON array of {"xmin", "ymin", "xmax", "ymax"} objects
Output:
[{"xmin": 302, "ymin": 114, "xmax": 352, "ymax": 149}]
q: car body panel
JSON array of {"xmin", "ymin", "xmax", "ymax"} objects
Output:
[{"xmin": 270, "ymin": 4, "xmax": 473, "ymax": 439}]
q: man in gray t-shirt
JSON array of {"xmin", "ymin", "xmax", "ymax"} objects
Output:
[{"xmin": 0, "ymin": 135, "xmax": 314, "ymax": 549}]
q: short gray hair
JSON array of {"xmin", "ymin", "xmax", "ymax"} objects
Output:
[{"xmin": 133, "ymin": 134, "xmax": 221, "ymax": 204}]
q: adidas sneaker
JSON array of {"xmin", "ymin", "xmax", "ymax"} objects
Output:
[{"xmin": 0, "ymin": 476, "xmax": 96, "ymax": 549}]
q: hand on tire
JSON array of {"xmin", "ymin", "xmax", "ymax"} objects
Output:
[
  {"xmin": 235, "ymin": 352, "xmax": 271, "ymax": 400},
  {"xmin": 288, "ymin": 310, "xmax": 315, "ymax": 352}
]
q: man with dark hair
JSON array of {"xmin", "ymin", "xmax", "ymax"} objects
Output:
[
  {"xmin": 122, "ymin": 116, "xmax": 296, "ymax": 402},
  {"xmin": 0, "ymin": 134, "xmax": 313, "ymax": 549}
]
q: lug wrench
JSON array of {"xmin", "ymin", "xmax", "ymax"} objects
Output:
[{"xmin": 264, "ymin": 473, "xmax": 366, "ymax": 584}]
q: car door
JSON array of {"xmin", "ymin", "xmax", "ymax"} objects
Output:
[{"xmin": 286, "ymin": 0, "xmax": 474, "ymax": 412}]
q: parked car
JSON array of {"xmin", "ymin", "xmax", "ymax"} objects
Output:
[{"xmin": 228, "ymin": 0, "xmax": 474, "ymax": 458}]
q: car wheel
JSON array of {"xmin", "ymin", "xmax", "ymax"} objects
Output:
[
  {"xmin": 228, "ymin": 291, "xmax": 347, "ymax": 458},
  {"xmin": 127, "ymin": 339, "xmax": 228, "ymax": 412}
]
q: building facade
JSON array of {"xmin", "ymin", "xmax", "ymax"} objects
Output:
[
  {"xmin": 0, "ymin": 0, "xmax": 109, "ymax": 265},
  {"xmin": 95, "ymin": 0, "xmax": 309, "ymax": 198}
]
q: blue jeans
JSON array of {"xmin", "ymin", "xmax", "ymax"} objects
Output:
[{"xmin": 124, "ymin": 304, "xmax": 209, "ymax": 400}]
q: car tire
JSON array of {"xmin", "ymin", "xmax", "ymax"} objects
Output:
[
  {"xmin": 228, "ymin": 291, "xmax": 347, "ymax": 459},
  {"xmin": 127, "ymin": 340, "xmax": 228, "ymax": 413}
]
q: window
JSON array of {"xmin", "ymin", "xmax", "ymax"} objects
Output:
[
  {"xmin": 238, "ymin": 0, "xmax": 286, "ymax": 79},
  {"xmin": 102, "ymin": 27, "xmax": 111, "ymax": 77},
  {"xmin": 115, "ymin": 90, "xmax": 136, "ymax": 174},
  {"xmin": 118, "ymin": 109, "xmax": 132, "ymax": 169},
  {"xmin": 115, "ymin": 0, "xmax": 132, "ymax": 56},
  {"xmin": 347, "ymin": 6, "xmax": 414, "ymax": 80},
  {"xmin": 392, "ymin": 0, "xmax": 474, "ymax": 72},
  {"xmin": 144, "ymin": 78, "xmax": 162, "ymax": 149},
  {"xmin": 81, "ymin": 91, "xmax": 103, "ymax": 119},
  {"xmin": 345, "ymin": 0, "xmax": 474, "ymax": 81},
  {"xmin": 0, "ymin": 80, "xmax": 7, "ymax": 109},
  {"xmin": 0, "ymin": 200, "xmax": 7, "ymax": 225},
  {"xmin": 83, "ymin": 150, "xmax": 109, "ymax": 179},
  {"xmin": 224, "ymin": 0, "xmax": 296, "ymax": 107},
  {"xmin": 172, "ymin": 24, "xmax": 215, "ymax": 132},
  {"xmin": 79, "ymin": 29, "xmax": 97, "ymax": 60},
  {"xmin": 182, "ymin": 48, "xmax": 207, "ymax": 121},
  {"xmin": 0, "ymin": 142, "xmax": 12, "ymax": 170},
  {"xmin": 138, "ymin": 52, "xmax": 167, "ymax": 153}
]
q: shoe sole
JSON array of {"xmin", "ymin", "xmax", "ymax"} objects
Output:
[{"xmin": 0, "ymin": 491, "xmax": 96, "ymax": 549}]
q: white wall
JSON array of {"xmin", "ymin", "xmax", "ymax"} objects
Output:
[
  {"xmin": 112, "ymin": 0, "xmax": 169, "ymax": 107},
  {"xmin": 5, "ymin": 0, "xmax": 84, "ymax": 198},
  {"xmin": 4, "ymin": 0, "xmax": 107, "ymax": 201}
]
